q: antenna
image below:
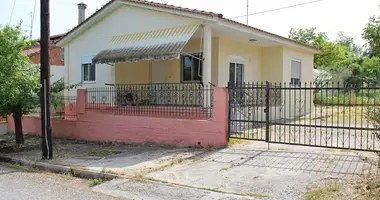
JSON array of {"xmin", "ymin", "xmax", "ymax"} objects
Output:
[
  {"xmin": 30, "ymin": 0, "xmax": 37, "ymax": 40},
  {"xmin": 246, "ymin": 0, "xmax": 249, "ymax": 25},
  {"xmin": 29, "ymin": 12, "xmax": 33, "ymax": 40}
]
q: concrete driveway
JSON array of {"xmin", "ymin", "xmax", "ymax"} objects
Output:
[
  {"xmin": 141, "ymin": 142, "xmax": 376, "ymax": 200},
  {"xmin": 1, "ymin": 133, "xmax": 376, "ymax": 200}
]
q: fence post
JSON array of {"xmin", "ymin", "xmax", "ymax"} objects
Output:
[
  {"xmin": 265, "ymin": 81, "xmax": 270, "ymax": 142},
  {"xmin": 212, "ymin": 87, "xmax": 229, "ymax": 146},
  {"xmin": 227, "ymin": 82, "xmax": 231, "ymax": 141},
  {"xmin": 76, "ymin": 89, "xmax": 87, "ymax": 116}
]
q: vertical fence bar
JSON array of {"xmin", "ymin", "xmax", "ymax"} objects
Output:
[
  {"xmin": 265, "ymin": 81, "xmax": 270, "ymax": 143},
  {"xmin": 227, "ymin": 82, "xmax": 231, "ymax": 141}
]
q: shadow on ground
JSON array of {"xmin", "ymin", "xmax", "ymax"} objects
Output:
[{"xmin": 146, "ymin": 143, "xmax": 378, "ymax": 200}]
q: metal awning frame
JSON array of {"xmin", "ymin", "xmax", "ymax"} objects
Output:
[{"xmin": 92, "ymin": 24, "xmax": 202, "ymax": 64}]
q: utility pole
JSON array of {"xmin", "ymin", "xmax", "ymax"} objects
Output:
[
  {"xmin": 246, "ymin": 0, "xmax": 249, "ymax": 25},
  {"xmin": 40, "ymin": 0, "xmax": 53, "ymax": 159}
]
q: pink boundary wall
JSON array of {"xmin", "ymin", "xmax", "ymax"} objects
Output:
[{"xmin": 7, "ymin": 88, "xmax": 228, "ymax": 147}]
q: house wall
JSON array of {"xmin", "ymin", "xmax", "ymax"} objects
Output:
[
  {"xmin": 261, "ymin": 47, "xmax": 283, "ymax": 82},
  {"xmin": 217, "ymin": 37, "xmax": 262, "ymax": 87},
  {"xmin": 29, "ymin": 46, "xmax": 64, "ymax": 66},
  {"xmin": 50, "ymin": 66, "xmax": 65, "ymax": 83},
  {"xmin": 114, "ymin": 38, "xmax": 219, "ymax": 86},
  {"xmin": 115, "ymin": 61, "xmax": 151, "ymax": 84},
  {"xmin": 281, "ymin": 47, "xmax": 315, "ymax": 118},
  {"xmin": 63, "ymin": 4, "xmax": 201, "ymax": 95},
  {"xmin": 282, "ymin": 47, "xmax": 314, "ymax": 83},
  {"xmin": 8, "ymin": 88, "xmax": 228, "ymax": 147}
]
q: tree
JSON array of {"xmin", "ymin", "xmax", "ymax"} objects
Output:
[
  {"xmin": 363, "ymin": 9, "xmax": 380, "ymax": 57},
  {"xmin": 0, "ymin": 25, "xmax": 39, "ymax": 144},
  {"xmin": 335, "ymin": 32, "xmax": 363, "ymax": 57},
  {"xmin": 289, "ymin": 28, "xmax": 359, "ymax": 70},
  {"xmin": 288, "ymin": 27, "xmax": 328, "ymax": 45}
]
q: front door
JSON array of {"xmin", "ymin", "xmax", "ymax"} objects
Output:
[{"xmin": 151, "ymin": 61, "xmax": 166, "ymax": 83}]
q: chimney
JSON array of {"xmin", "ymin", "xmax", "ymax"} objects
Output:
[{"xmin": 78, "ymin": 2, "xmax": 87, "ymax": 24}]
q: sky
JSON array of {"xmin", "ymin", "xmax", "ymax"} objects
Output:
[{"xmin": 1, "ymin": 0, "xmax": 379, "ymax": 46}]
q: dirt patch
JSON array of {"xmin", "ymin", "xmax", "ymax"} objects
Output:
[
  {"xmin": 0, "ymin": 134, "xmax": 41, "ymax": 153},
  {"xmin": 87, "ymin": 149, "xmax": 123, "ymax": 157},
  {"xmin": 0, "ymin": 133, "xmax": 205, "ymax": 178}
]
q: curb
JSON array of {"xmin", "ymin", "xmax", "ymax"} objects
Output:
[{"xmin": 0, "ymin": 154, "xmax": 118, "ymax": 180}]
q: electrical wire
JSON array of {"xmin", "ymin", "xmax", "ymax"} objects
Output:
[
  {"xmin": 9, "ymin": 0, "xmax": 17, "ymax": 24},
  {"xmin": 229, "ymin": 0, "xmax": 324, "ymax": 19}
]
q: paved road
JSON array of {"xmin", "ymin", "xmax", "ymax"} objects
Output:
[{"xmin": 0, "ymin": 164, "xmax": 121, "ymax": 200}]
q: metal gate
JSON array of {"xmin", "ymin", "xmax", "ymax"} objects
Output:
[{"xmin": 228, "ymin": 81, "xmax": 380, "ymax": 152}]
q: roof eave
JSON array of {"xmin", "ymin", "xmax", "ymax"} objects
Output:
[
  {"xmin": 57, "ymin": 0, "xmax": 216, "ymax": 47},
  {"xmin": 217, "ymin": 18, "xmax": 320, "ymax": 54}
]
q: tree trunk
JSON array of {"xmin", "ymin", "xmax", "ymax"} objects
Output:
[{"xmin": 13, "ymin": 112, "xmax": 24, "ymax": 145}]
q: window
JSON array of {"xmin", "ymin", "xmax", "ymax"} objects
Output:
[
  {"xmin": 229, "ymin": 62, "xmax": 244, "ymax": 85},
  {"xmin": 229, "ymin": 62, "xmax": 244, "ymax": 102},
  {"xmin": 82, "ymin": 63, "xmax": 96, "ymax": 82},
  {"xmin": 291, "ymin": 60, "xmax": 301, "ymax": 86},
  {"xmin": 60, "ymin": 48, "xmax": 64, "ymax": 61},
  {"xmin": 181, "ymin": 53, "xmax": 202, "ymax": 82}
]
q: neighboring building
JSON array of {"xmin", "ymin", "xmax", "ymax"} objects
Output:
[
  {"xmin": 24, "ymin": 34, "xmax": 65, "ymax": 83},
  {"xmin": 57, "ymin": 0, "xmax": 320, "ymax": 97}
]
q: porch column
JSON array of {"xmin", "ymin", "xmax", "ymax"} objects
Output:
[{"xmin": 203, "ymin": 24, "xmax": 212, "ymax": 108}]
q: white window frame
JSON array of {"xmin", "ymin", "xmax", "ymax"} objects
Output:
[
  {"xmin": 80, "ymin": 54, "xmax": 96, "ymax": 84},
  {"xmin": 180, "ymin": 52, "xmax": 203, "ymax": 83},
  {"xmin": 229, "ymin": 56, "xmax": 245, "ymax": 85},
  {"xmin": 290, "ymin": 59, "xmax": 301, "ymax": 86}
]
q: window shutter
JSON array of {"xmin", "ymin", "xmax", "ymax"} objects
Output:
[
  {"xmin": 61, "ymin": 48, "xmax": 64, "ymax": 61},
  {"xmin": 81, "ymin": 64, "xmax": 84, "ymax": 82},
  {"xmin": 291, "ymin": 60, "xmax": 301, "ymax": 79}
]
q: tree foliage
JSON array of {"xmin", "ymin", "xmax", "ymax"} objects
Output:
[
  {"xmin": 363, "ymin": 9, "xmax": 380, "ymax": 57},
  {"xmin": 288, "ymin": 28, "xmax": 351, "ymax": 68},
  {"xmin": 0, "ymin": 25, "xmax": 38, "ymax": 144},
  {"xmin": 289, "ymin": 23, "xmax": 380, "ymax": 88}
]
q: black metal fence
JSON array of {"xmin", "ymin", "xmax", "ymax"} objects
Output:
[
  {"xmin": 86, "ymin": 83, "xmax": 214, "ymax": 119},
  {"xmin": 228, "ymin": 81, "xmax": 380, "ymax": 152},
  {"xmin": 27, "ymin": 96, "xmax": 77, "ymax": 120}
]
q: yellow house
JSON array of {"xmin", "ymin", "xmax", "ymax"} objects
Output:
[{"xmin": 57, "ymin": 0, "xmax": 320, "ymax": 94}]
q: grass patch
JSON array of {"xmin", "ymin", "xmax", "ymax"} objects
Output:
[
  {"xmin": 228, "ymin": 138, "xmax": 249, "ymax": 147},
  {"xmin": 88, "ymin": 178, "xmax": 108, "ymax": 187},
  {"xmin": 304, "ymin": 184, "xmax": 341, "ymax": 200},
  {"xmin": 278, "ymin": 148, "xmax": 289, "ymax": 151},
  {"xmin": 58, "ymin": 173, "xmax": 75, "ymax": 181},
  {"xmin": 315, "ymin": 92, "xmax": 380, "ymax": 106},
  {"xmin": 87, "ymin": 149, "xmax": 120, "ymax": 157}
]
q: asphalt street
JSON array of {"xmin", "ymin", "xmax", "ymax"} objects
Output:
[{"xmin": 0, "ymin": 164, "xmax": 121, "ymax": 200}]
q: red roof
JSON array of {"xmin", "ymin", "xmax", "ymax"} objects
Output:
[
  {"xmin": 24, "ymin": 34, "xmax": 65, "ymax": 56},
  {"xmin": 58, "ymin": 0, "xmax": 319, "ymax": 51}
]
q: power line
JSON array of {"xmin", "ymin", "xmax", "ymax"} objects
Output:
[
  {"xmin": 9, "ymin": 0, "xmax": 17, "ymax": 24},
  {"xmin": 229, "ymin": 0, "xmax": 324, "ymax": 19}
]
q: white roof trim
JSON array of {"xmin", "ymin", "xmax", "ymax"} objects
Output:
[
  {"xmin": 216, "ymin": 19, "xmax": 320, "ymax": 54},
  {"xmin": 57, "ymin": 0, "xmax": 320, "ymax": 54},
  {"xmin": 118, "ymin": 1, "xmax": 216, "ymax": 21},
  {"xmin": 57, "ymin": 2, "xmax": 119, "ymax": 46},
  {"xmin": 57, "ymin": 0, "xmax": 214, "ymax": 46}
]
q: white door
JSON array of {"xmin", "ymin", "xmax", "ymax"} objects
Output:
[{"xmin": 151, "ymin": 61, "xmax": 166, "ymax": 83}]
